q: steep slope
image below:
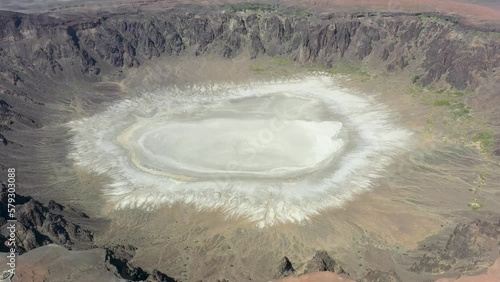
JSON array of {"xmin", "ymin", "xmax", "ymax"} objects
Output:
[
  {"xmin": 0, "ymin": 5, "xmax": 499, "ymax": 282},
  {"xmin": 0, "ymin": 8, "xmax": 498, "ymax": 147}
]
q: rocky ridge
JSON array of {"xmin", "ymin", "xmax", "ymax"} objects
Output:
[
  {"xmin": 411, "ymin": 219, "xmax": 500, "ymax": 274},
  {"xmin": 276, "ymin": 256, "xmax": 295, "ymax": 278},
  {"xmin": 303, "ymin": 250, "xmax": 344, "ymax": 274},
  {"xmin": 0, "ymin": 183, "xmax": 176, "ymax": 281},
  {"xmin": 0, "ymin": 183, "xmax": 94, "ymax": 254},
  {"xmin": 0, "ymin": 5, "xmax": 499, "ymax": 282},
  {"xmin": 270, "ymin": 219, "xmax": 500, "ymax": 281},
  {"xmin": 0, "ymin": 7, "xmax": 499, "ymax": 147}
]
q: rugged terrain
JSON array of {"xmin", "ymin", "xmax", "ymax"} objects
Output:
[
  {"xmin": 0, "ymin": 4, "xmax": 499, "ymax": 145},
  {"xmin": 0, "ymin": 2, "xmax": 499, "ymax": 281}
]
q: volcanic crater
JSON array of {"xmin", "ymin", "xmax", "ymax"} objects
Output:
[{"xmin": 0, "ymin": 2, "xmax": 499, "ymax": 282}]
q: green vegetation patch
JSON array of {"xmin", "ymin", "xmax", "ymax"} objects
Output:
[
  {"xmin": 405, "ymin": 83, "xmax": 497, "ymax": 156},
  {"xmin": 468, "ymin": 198, "xmax": 485, "ymax": 211},
  {"xmin": 451, "ymin": 102, "xmax": 470, "ymax": 118},
  {"xmin": 432, "ymin": 100, "xmax": 450, "ymax": 107},
  {"xmin": 307, "ymin": 62, "xmax": 371, "ymax": 81},
  {"xmin": 449, "ymin": 89, "xmax": 467, "ymax": 97},
  {"xmin": 269, "ymin": 57, "xmax": 293, "ymax": 65},
  {"xmin": 248, "ymin": 57, "xmax": 296, "ymax": 76},
  {"xmin": 416, "ymin": 86, "xmax": 471, "ymax": 117},
  {"xmin": 249, "ymin": 64, "xmax": 269, "ymax": 73},
  {"xmin": 472, "ymin": 131, "xmax": 495, "ymax": 152}
]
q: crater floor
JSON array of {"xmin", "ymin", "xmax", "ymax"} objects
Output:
[
  {"xmin": 120, "ymin": 93, "xmax": 345, "ymax": 179},
  {"xmin": 68, "ymin": 75, "xmax": 412, "ymax": 226}
]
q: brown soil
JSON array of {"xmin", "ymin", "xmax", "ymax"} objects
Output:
[{"xmin": 272, "ymin": 271, "xmax": 355, "ymax": 282}]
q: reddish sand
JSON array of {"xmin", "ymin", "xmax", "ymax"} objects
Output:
[
  {"xmin": 271, "ymin": 259, "xmax": 500, "ymax": 282},
  {"xmin": 271, "ymin": 271, "xmax": 355, "ymax": 282}
]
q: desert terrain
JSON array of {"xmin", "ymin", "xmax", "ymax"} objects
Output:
[{"xmin": 0, "ymin": 1, "xmax": 499, "ymax": 282}]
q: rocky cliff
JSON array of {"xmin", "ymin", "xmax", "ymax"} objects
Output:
[
  {"xmin": 411, "ymin": 219, "xmax": 500, "ymax": 274},
  {"xmin": 1, "ymin": 9, "xmax": 498, "ymax": 88},
  {"xmin": 0, "ymin": 182, "xmax": 176, "ymax": 281},
  {"xmin": 0, "ymin": 7, "xmax": 499, "ymax": 145},
  {"xmin": 0, "ymin": 5, "xmax": 499, "ymax": 282},
  {"xmin": 0, "ymin": 182, "xmax": 94, "ymax": 254}
]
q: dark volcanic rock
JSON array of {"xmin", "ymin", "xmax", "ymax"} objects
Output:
[
  {"xmin": 0, "ymin": 182, "xmax": 29, "ymax": 217},
  {"xmin": 0, "ymin": 10, "xmax": 496, "ymax": 90},
  {"xmin": 11, "ymin": 244, "xmax": 177, "ymax": 282},
  {"xmin": 303, "ymin": 250, "xmax": 344, "ymax": 274},
  {"xmin": 16, "ymin": 199, "xmax": 94, "ymax": 254},
  {"xmin": 105, "ymin": 246, "xmax": 148, "ymax": 281},
  {"xmin": 411, "ymin": 219, "xmax": 500, "ymax": 274},
  {"xmin": 0, "ymin": 6, "xmax": 498, "ymax": 281},
  {"xmin": 0, "ymin": 133, "xmax": 8, "ymax": 145},
  {"xmin": 105, "ymin": 244, "xmax": 176, "ymax": 282},
  {"xmin": 0, "ymin": 181, "xmax": 175, "ymax": 281},
  {"xmin": 148, "ymin": 269, "xmax": 177, "ymax": 282},
  {"xmin": 411, "ymin": 254, "xmax": 453, "ymax": 273},
  {"xmin": 47, "ymin": 199, "xmax": 64, "ymax": 212},
  {"xmin": 275, "ymin": 256, "xmax": 295, "ymax": 278},
  {"xmin": 0, "ymin": 183, "xmax": 94, "ymax": 254},
  {"xmin": 0, "ymin": 94, "xmax": 39, "ymax": 146},
  {"xmin": 0, "ymin": 9, "xmax": 498, "ymax": 146},
  {"xmin": 443, "ymin": 219, "xmax": 500, "ymax": 259}
]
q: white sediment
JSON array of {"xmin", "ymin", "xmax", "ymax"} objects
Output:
[{"xmin": 67, "ymin": 75, "xmax": 412, "ymax": 227}]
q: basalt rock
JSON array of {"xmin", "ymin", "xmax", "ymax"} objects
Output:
[
  {"xmin": 275, "ymin": 256, "xmax": 295, "ymax": 278},
  {"xmin": 0, "ymin": 9, "xmax": 498, "ymax": 146},
  {"xmin": 411, "ymin": 219, "xmax": 500, "ymax": 274},
  {"xmin": 303, "ymin": 250, "xmax": 344, "ymax": 274},
  {"xmin": 10, "ymin": 244, "xmax": 177, "ymax": 282},
  {"xmin": 443, "ymin": 219, "xmax": 500, "ymax": 260},
  {"xmin": 0, "ymin": 97, "xmax": 38, "ymax": 146},
  {"xmin": 16, "ymin": 199, "xmax": 94, "ymax": 254},
  {"xmin": 0, "ymin": 183, "xmax": 94, "ymax": 254},
  {"xmin": 148, "ymin": 269, "xmax": 177, "ymax": 282},
  {"xmin": 0, "ymin": 6, "xmax": 499, "ymax": 282},
  {"xmin": 105, "ymin": 244, "xmax": 176, "ymax": 282}
]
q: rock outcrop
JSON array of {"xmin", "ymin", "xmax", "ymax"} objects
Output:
[
  {"xmin": 443, "ymin": 219, "xmax": 500, "ymax": 260},
  {"xmin": 435, "ymin": 258, "xmax": 500, "ymax": 282},
  {"xmin": 303, "ymin": 250, "xmax": 344, "ymax": 274},
  {"xmin": 0, "ymin": 7, "xmax": 498, "ymax": 147},
  {"xmin": 271, "ymin": 219, "xmax": 499, "ymax": 280},
  {"xmin": 2, "ymin": 244, "xmax": 177, "ymax": 282},
  {"xmin": 275, "ymin": 256, "xmax": 295, "ymax": 278},
  {"xmin": 272, "ymin": 251, "xmax": 348, "ymax": 281},
  {"xmin": 1, "ymin": 182, "xmax": 176, "ymax": 281},
  {"xmin": 361, "ymin": 269, "xmax": 402, "ymax": 282},
  {"xmin": 0, "ymin": 5, "xmax": 499, "ymax": 281},
  {"xmin": 411, "ymin": 219, "xmax": 500, "ymax": 274},
  {"xmin": 0, "ymin": 183, "xmax": 94, "ymax": 254},
  {"xmin": 0, "ymin": 96, "xmax": 38, "ymax": 146},
  {"xmin": 105, "ymin": 244, "xmax": 176, "ymax": 282}
]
